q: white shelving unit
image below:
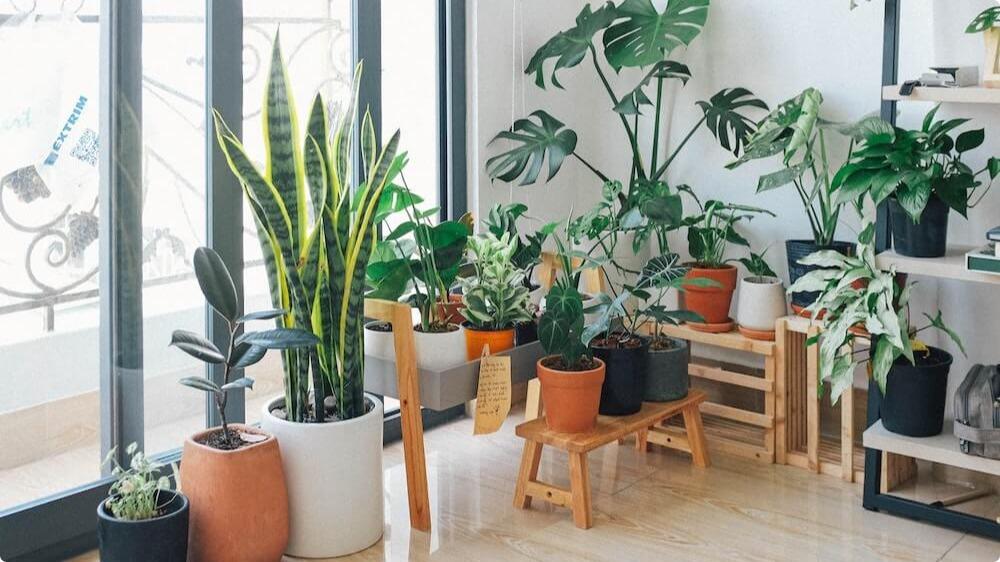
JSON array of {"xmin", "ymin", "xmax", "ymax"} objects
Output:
[
  {"xmin": 864, "ymin": 421, "xmax": 1000, "ymax": 477},
  {"xmin": 882, "ymin": 85, "xmax": 1000, "ymax": 105},
  {"xmin": 875, "ymin": 246, "xmax": 1000, "ymax": 285}
]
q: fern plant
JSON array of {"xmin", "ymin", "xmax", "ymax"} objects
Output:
[{"xmin": 214, "ymin": 35, "xmax": 404, "ymax": 422}]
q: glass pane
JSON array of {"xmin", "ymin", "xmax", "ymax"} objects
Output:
[
  {"xmin": 0, "ymin": 1, "xmax": 102, "ymax": 510},
  {"xmin": 140, "ymin": 1, "xmax": 207, "ymax": 455},
  {"xmin": 241, "ymin": 1, "xmax": 354, "ymax": 426}
]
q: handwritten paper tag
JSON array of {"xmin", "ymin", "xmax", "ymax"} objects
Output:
[{"xmin": 473, "ymin": 345, "xmax": 511, "ymax": 435}]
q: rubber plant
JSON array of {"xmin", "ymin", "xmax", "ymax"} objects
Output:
[
  {"xmin": 486, "ymin": 0, "xmax": 767, "ymax": 254},
  {"xmin": 213, "ymin": 36, "xmax": 404, "ymax": 422},
  {"xmin": 788, "ymin": 222, "xmax": 966, "ymax": 403}
]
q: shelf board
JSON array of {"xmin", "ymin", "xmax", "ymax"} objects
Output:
[
  {"xmin": 863, "ymin": 420, "xmax": 1000, "ymax": 477},
  {"xmin": 883, "ymin": 85, "xmax": 1000, "ymax": 104},
  {"xmin": 875, "ymin": 246, "xmax": 1000, "ymax": 285}
]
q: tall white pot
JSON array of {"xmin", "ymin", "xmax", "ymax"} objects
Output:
[
  {"xmin": 261, "ymin": 394, "xmax": 384, "ymax": 558},
  {"xmin": 736, "ymin": 276, "xmax": 787, "ymax": 332}
]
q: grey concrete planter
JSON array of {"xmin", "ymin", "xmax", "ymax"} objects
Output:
[{"xmin": 644, "ymin": 337, "xmax": 690, "ymax": 402}]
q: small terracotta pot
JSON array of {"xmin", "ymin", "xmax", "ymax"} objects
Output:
[
  {"xmin": 181, "ymin": 424, "xmax": 289, "ymax": 562},
  {"xmin": 464, "ymin": 325, "xmax": 515, "ymax": 360},
  {"xmin": 437, "ymin": 293, "xmax": 466, "ymax": 326},
  {"xmin": 682, "ymin": 264, "xmax": 738, "ymax": 324},
  {"xmin": 537, "ymin": 357, "xmax": 605, "ymax": 433}
]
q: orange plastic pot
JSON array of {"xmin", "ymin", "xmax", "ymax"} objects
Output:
[
  {"xmin": 181, "ymin": 425, "xmax": 289, "ymax": 562},
  {"xmin": 436, "ymin": 293, "xmax": 466, "ymax": 326},
  {"xmin": 464, "ymin": 325, "xmax": 515, "ymax": 359},
  {"xmin": 682, "ymin": 264, "xmax": 738, "ymax": 324},
  {"xmin": 537, "ymin": 357, "xmax": 605, "ymax": 433}
]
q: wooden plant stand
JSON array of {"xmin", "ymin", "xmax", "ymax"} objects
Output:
[{"xmin": 513, "ymin": 390, "xmax": 709, "ymax": 529}]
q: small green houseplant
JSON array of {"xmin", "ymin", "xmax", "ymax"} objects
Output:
[
  {"xmin": 967, "ymin": 6, "xmax": 1000, "ymax": 88},
  {"xmin": 97, "ymin": 444, "xmax": 188, "ymax": 562},
  {"xmin": 832, "ymin": 105, "xmax": 1000, "ymax": 258},
  {"xmin": 460, "ymin": 232, "xmax": 534, "ymax": 358},
  {"xmin": 789, "ymin": 223, "xmax": 965, "ymax": 437}
]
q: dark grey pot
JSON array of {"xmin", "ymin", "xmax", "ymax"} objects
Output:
[
  {"xmin": 644, "ymin": 338, "xmax": 690, "ymax": 402},
  {"xmin": 97, "ymin": 489, "xmax": 189, "ymax": 562}
]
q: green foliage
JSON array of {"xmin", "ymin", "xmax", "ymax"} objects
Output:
[
  {"xmin": 539, "ymin": 280, "xmax": 592, "ymax": 368},
  {"xmin": 460, "ymin": 234, "xmax": 534, "ymax": 330},
  {"xmin": 739, "ymin": 250, "xmax": 778, "ymax": 278},
  {"xmin": 487, "ymin": 111, "xmax": 579, "ymax": 186},
  {"xmin": 697, "ymin": 88, "xmax": 769, "ymax": 157},
  {"xmin": 832, "ymin": 105, "xmax": 1000, "ymax": 221},
  {"xmin": 602, "ymin": 0, "xmax": 709, "ymax": 69},
  {"xmin": 103, "ymin": 443, "xmax": 175, "ymax": 522},
  {"xmin": 967, "ymin": 7, "xmax": 1000, "ymax": 34},
  {"xmin": 171, "ymin": 247, "xmax": 318, "ymax": 440},
  {"xmin": 682, "ymin": 200, "xmax": 774, "ymax": 268},
  {"xmin": 214, "ymin": 34, "xmax": 402, "ymax": 422},
  {"xmin": 484, "ymin": 202, "xmax": 558, "ymax": 285},
  {"xmin": 788, "ymin": 223, "xmax": 966, "ymax": 403}
]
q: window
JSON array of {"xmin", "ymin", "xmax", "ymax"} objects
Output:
[{"xmin": 0, "ymin": 1, "xmax": 464, "ymax": 558}]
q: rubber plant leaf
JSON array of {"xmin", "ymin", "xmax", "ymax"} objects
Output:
[
  {"xmin": 603, "ymin": 0, "xmax": 710, "ymax": 70},
  {"xmin": 170, "ymin": 330, "xmax": 225, "ymax": 364},
  {"xmin": 487, "ymin": 110, "xmax": 578, "ymax": 186},
  {"xmin": 193, "ymin": 247, "xmax": 239, "ymax": 322}
]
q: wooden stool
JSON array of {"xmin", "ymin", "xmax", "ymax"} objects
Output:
[{"xmin": 513, "ymin": 390, "xmax": 709, "ymax": 529}]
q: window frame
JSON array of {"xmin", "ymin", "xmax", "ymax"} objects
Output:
[{"xmin": 0, "ymin": 0, "xmax": 466, "ymax": 559}]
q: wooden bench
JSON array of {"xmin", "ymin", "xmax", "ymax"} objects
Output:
[{"xmin": 513, "ymin": 390, "xmax": 709, "ymax": 529}]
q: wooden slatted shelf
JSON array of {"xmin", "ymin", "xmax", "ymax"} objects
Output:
[
  {"xmin": 662, "ymin": 415, "xmax": 770, "ymax": 462},
  {"xmin": 882, "ymin": 85, "xmax": 1000, "ymax": 104}
]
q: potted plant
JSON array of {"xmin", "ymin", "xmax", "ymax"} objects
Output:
[
  {"xmin": 735, "ymin": 251, "xmax": 787, "ymax": 341},
  {"xmin": 832, "ymin": 105, "xmax": 1000, "ymax": 258},
  {"xmin": 680, "ymin": 197, "xmax": 775, "ymax": 332},
  {"xmin": 789, "ymin": 222, "xmax": 966, "ymax": 437},
  {"xmin": 97, "ymin": 444, "xmax": 187, "ymax": 562},
  {"xmin": 966, "ymin": 6, "xmax": 1000, "ymax": 87},
  {"xmin": 365, "ymin": 182, "xmax": 472, "ymax": 371},
  {"xmin": 170, "ymin": 247, "xmax": 318, "ymax": 562},
  {"xmin": 536, "ymin": 234, "xmax": 605, "ymax": 433},
  {"xmin": 213, "ymin": 36, "xmax": 401, "ymax": 557},
  {"xmin": 728, "ymin": 88, "xmax": 873, "ymax": 311},
  {"xmin": 459, "ymin": 232, "xmax": 534, "ymax": 359}
]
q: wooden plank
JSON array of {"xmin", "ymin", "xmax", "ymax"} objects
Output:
[
  {"xmin": 841, "ymin": 379, "xmax": 855, "ymax": 483},
  {"xmin": 701, "ymin": 402, "xmax": 773, "ymax": 429},
  {"xmin": 875, "ymin": 246, "xmax": 1000, "ymax": 285},
  {"xmin": 881, "ymin": 451, "xmax": 918, "ymax": 492},
  {"xmin": 806, "ymin": 326, "xmax": 821, "ymax": 473},
  {"xmin": 659, "ymin": 323, "xmax": 776, "ymax": 356},
  {"xmin": 688, "ymin": 362, "xmax": 773, "ymax": 392},
  {"xmin": 659, "ymin": 423, "xmax": 771, "ymax": 462},
  {"xmin": 774, "ymin": 320, "xmax": 787, "ymax": 465},
  {"xmin": 569, "ymin": 452, "xmax": 592, "ymax": 529},
  {"xmin": 882, "ymin": 84, "xmax": 1000, "ymax": 105},
  {"xmin": 515, "ymin": 390, "xmax": 707, "ymax": 453},
  {"xmin": 524, "ymin": 481, "xmax": 572, "ymax": 508},
  {"xmin": 525, "ymin": 378, "xmax": 543, "ymax": 421},
  {"xmin": 364, "ymin": 298, "xmax": 431, "ymax": 531},
  {"xmin": 682, "ymin": 406, "xmax": 711, "ymax": 468},
  {"xmin": 864, "ymin": 420, "xmax": 1000, "ymax": 478},
  {"xmin": 513, "ymin": 440, "xmax": 543, "ymax": 509},
  {"xmin": 646, "ymin": 425, "xmax": 692, "ymax": 453}
]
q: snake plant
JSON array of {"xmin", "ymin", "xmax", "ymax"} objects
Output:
[{"xmin": 214, "ymin": 34, "xmax": 404, "ymax": 422}]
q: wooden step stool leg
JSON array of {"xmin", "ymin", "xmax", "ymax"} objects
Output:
[
  {"xmin": 514, "ymin": 440, "xmax": 543, "ymax": 509},
  {"xmin": 635, "ymin": 428, "xmax": 649, "ymax": 452},
  {"xmin": 682, "ymin": 405, "xmax": 711, "ymax": 469},
  {"xmin": 568, "ymin": 452, "xmax": 592, "ymax": 529}
]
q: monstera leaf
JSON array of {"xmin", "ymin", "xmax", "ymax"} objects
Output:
[
  {"xmin": 487, "ymin": 110, "xmax": 578, "ymax": 186},
  {"xmin": 967, "ymin": 7, "xmax": 1000, "ymax": 33},
  {"xmin": 525, "ymin": 2, "xmax": 618, "ymax": 89},
  {"xmin": 696, "ymin": 88, "xmax": 768, "ymax": 157},
  {"xmin": 603, "ymin": 0, "xmax": 710, "ymax": 70},
  {"xmin": 614, "ymin": 60, "xmax": 692, "ymax": 115}
]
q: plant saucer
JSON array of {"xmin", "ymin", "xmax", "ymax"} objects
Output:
[
  {"xmin": 737, "ymin": 325, "xmax": 776, "ymax": 341},
  {"xmin": 687, "ymin": 318, "xmax": 735, "ymax": 334}
]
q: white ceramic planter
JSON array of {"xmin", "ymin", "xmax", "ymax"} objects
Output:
[
  {"xmin": 413, "ymin": 324, "xmax": 467, "ymax": 371},
  {"xmin": 736, "ymin": 276, "xmax": 788, "ymax": 332},
  {"xmin": 261, "ymin": 395, "xmax": 384, "ymax": 558},
  {"xmin": 364, "ymin": 322, "xmax": 396, "ymax": 361}
]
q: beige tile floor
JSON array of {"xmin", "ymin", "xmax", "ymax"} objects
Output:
[{"xmin": 73, "ymin": 404, "xmax": 1000, "ymax": 562}]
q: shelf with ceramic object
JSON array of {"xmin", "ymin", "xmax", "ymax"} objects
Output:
[
  {"xmin": 875, "ymin": 246, "xmax": 1000, "ymax": 285},
  {"xmin": 882, "ymin": 85, "xmax": 1000, "ymax": 104}
]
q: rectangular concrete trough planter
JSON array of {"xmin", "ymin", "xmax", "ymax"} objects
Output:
[{"xmin": 364, "ymin": 341, "xmax": 545, "ymax": 411}]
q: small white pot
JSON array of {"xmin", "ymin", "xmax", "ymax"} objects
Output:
[
  {"xmin": 261, "ymin": 395, "xmax": 384, "ymax": 558},
  {"xmin": 736, "ymin": 276, "xmax": 788, "ymax": 332},
  {"xmin": 364, "ymin": 321, "xmax": 396, "ymax": 361},
  {"xmin": 413, "ymin": 324, "xmax": 467, "ymax": 371}
]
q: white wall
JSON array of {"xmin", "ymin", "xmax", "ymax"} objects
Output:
[{"xmin": 468, "ymin": 0, "xmax": 1000, "ymax": 408}]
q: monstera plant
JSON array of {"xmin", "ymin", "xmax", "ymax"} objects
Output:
[{"xmin": 487, "ymin": 0, "xmax": 767, "ymax": 254}]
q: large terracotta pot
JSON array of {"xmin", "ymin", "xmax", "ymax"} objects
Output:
[
  {"xmin": 537, "ymin": 357, "xmax": 605, "ymax": 433},
  {"xmin": 464, "ymin": 324, "xmax": 515, "ymax": 360},
  {"xmin": 260, "ymin": 395, "xmax": 384, "ymax": 558},
  {"xmin": 682, "ymin": 264, "xmax": 738, "ymax": 324},
  {"xmin": 181, "ymin": 424, "xmax": 288, "ymax": 562}
]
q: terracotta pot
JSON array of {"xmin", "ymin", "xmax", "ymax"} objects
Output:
[
  {"xmin": 537, "ymin": 357, "xmax": 605, "ymax": 433},
  {"xmin": 436, "ymin": 293, "xmax": 466, "ymax": 326},
  {"xmin": 736, "ymin": 276, "xmax": 787, "ymax": 333},
  {"xmin": 682, "ymin": 264, "xmax": 738, "ymax": 324},
  {"xmin": 181, "ymin": 424, "xmax": 288, "ymax": 562},
  {"xmin": 464, "ymin": 324, "xmax": 515, "ymax": 360}
]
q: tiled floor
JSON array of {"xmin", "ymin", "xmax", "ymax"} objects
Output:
[{"xmin": 73, "ymin": 404, "xmax": 1000, "ymax": 561}]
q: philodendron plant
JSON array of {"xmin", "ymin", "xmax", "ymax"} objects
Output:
[
  {"xmin": 484, "ymin": 202, "xmax": 558, "ymax": 289},
  {"xmin": 682, "ymin": 196, "xmax": 775, "ymax": 269},
  {"xmin": 487, "ymin": 0, "xmax": 766, "ymax": 251},
  {"xmin": 459, "ymin": 233, "xmax": 534, "ymax": 331},
  {"xmin": 538, "ymin": 234, "xmax": 600, "ymax": 370},
  {"xmin": 214, "ymin": 35, "xmax": 404, "ymax": 422},
  {"xmin": 788, "ymin": 223, "xmax": 966, "ymax": 402},
  {"xmin": 171, "ymin": 247, "xmax": 318, "ymax": 448}
]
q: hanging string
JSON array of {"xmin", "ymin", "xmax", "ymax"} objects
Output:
[{"xmin": 508, "ymin": 0, "xmax": 517, "ymax": 205}]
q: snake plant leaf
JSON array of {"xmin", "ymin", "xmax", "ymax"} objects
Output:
[
  {"xmin": 193, "ymin": 247, "xmax": 239, "ymax": 322},
  {"xmin": 603, "ymin": 0, "xmax": 710, "ymax": 70},
  {"xmin": 615, "ymin": 60, "xmax": 692, "ymax": 115},
  {"xmin": 221, "ymin": 377, "xmax": 256, "ymax": 392},
  {"xmin": 967, "ymin": 7, "xmax": 1000, "ymax": 33},
  {"xmin": 170, "ymin": 330, "xmax": 225, "ymax": 364},
  {"xmin": 238, "ymin": 328, "xmax": 320, "ymax": 349},
  {"xmin": 305, "ymin": 95, "xmax": 330, "ymax": 216},
  {"xmin": 525, "ymin": 2, "xmax": 618, "ymax": 89},
  {"xmin": 487, "ymin": 110, "xmax": 578, "ymax": 186},
  {"xmin": 697, "ymin": 88, "xmax": 768, "ymax": 157},
  {"xmin": 179, "ymin": 376, "xmax": 223, "ymax": 395},
  {"xmin": 237, "ymin": 309, "xmax": 287, "ymax": 323},
  {"xmin": 229, "ymin": 342, "xmax": 268, "ymax": 369}
]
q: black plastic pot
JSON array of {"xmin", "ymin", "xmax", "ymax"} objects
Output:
[
  {"xmin": 591, "ymin": 335, "xmax": 650, "ymax": 416},
  {"xmin": 786, "ymin": 239, "xmax": 854, "ymax": 310},
  {"xmin": 881, "ymin": 347, "xmax": 953, "ymax": 437},
  {"xmin": 98, "ymin": 489, "xmax": 189, "ymax": 562},
  {"xmin": 888, "ymin": 195, "xmax": 949, "ymax": 258},
  {"xmin": 515, "ymin": 319, "xmax": 538, "ymax": 346},
  {"xmin": 645, "ymin": 338, "xmax": 689, "ymax": 402}
]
